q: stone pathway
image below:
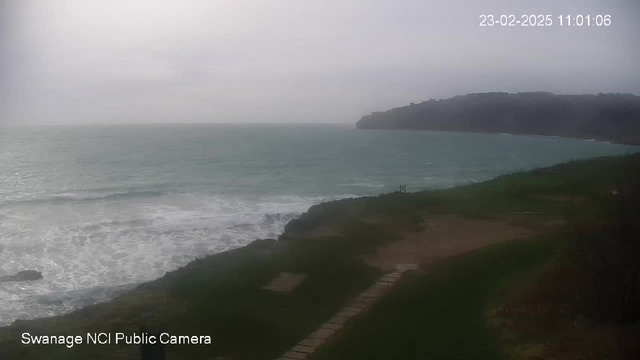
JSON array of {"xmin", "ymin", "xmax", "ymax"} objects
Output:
[{"xmin": 276, "ymin": 264, "xmax": 418, "ymax": 360}]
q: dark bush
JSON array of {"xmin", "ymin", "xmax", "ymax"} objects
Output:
[{"xmin": 573, "ymin": 166, "xmax": 640, "ymax": 324}]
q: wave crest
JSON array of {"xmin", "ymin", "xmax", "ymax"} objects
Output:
[{"xmin": 53, "ymin": 190, "xmax": 166, "ymax": 201}]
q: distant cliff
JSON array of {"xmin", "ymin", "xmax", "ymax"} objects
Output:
[{"xmin": 356, "ymin": 92, "xmax": 640, "ymax": 145}]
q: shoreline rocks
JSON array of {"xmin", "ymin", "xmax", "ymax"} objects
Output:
[{"xmin": 0, "ymin": 270, "xmax": 43, "ymax": 283}]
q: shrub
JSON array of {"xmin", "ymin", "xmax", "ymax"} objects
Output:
[{"xmin": 573, "ymin": 166, "xmax": 640, "ymax": 324}]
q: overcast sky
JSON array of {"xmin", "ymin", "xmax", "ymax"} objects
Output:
[{"xmin": 1, "ymin": 0, "xmax": 639, "ymax": 125}]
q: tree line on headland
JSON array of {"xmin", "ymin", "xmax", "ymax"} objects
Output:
[{"xmin": 356, "ymin": 92, "xmax": 640, "ymax": 145}]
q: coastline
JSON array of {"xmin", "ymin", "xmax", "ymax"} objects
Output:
[
  {"xmin": 355, "ymin": 127, "xmax": 640, "ymax": 146},
  {"xmin": 0, "ymin": 201, "xmax": 331, "ymax": 328},
  {"xmin": 4, "ymin": 126, "xmax": 632, "ymax": 328},
  {"xmin": 1, "ymin": 153, "xmax": 639, "ymax": 359}
]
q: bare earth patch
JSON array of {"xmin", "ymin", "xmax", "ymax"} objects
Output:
[
  {"xmin": 261, "ymin": 272, "xmax": 307, "ymax": 293},
  {"xmin": 363, "ymin": 215, "xmax": 535, "ymax": 271}
]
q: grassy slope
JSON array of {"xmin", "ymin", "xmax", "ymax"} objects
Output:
[
  {"xmin": 0, "ymin": 153, "xmax": 637, "ymax": 359},
  {"xmin": 312, "ymin": 235, "xmax": 563, "ymax": 360}
]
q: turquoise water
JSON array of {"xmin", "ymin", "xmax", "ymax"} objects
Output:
[{"xmin": 0, "ymin": 124, "xmax": 636, "ymax": 325}]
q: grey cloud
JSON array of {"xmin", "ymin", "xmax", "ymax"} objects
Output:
[{"xmin": 1, "ymin": 0, "xmax": 639, "ymax": 125}]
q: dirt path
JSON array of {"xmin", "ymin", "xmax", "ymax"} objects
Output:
[
  {"xmin": 275, "ymin": 215, "xmax": 536, "ymax": 359},
  {"xmin": 276, "ymin": 268, "xmax": 411, "ymax": 360},
  {"xmin": 363, "ymin": 215, "xmax": 535, "ymax": 272}
]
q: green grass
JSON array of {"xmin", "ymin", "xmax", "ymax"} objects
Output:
[
  {"xmin": 312, "ymin": 235, "xmax": 563, "ymax": 360},
  {"xmin": 0, "ymin": 238, "xmax": 379, "ymax": 359},
  {"xmin": 0, "ymin": 211, "xmax": 420, "ymax": 360},
  {"xmin": 0, "ymin": 153, "xmax": 637, "ymax": 359}
]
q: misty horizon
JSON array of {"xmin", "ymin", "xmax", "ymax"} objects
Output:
[
  {"xmin": 2, "ymin": 0, "xmax": 639, "ymax": 125},
  {"xmin": 2, "ymin": 92, "xmax": 640, "ymax": 129}
]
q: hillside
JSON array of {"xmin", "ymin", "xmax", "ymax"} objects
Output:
[{"xmin": 356, "ymin": 92, "xmax": 640, "ymax": 145}]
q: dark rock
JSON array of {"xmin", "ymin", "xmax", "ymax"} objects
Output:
[
  {"xmin": 0, "ymin": 270, "xmax": 43, "ymax": 283},
  {"xmin": 248, "ymin": 238, "xmax": 277, "ymax": 249}
]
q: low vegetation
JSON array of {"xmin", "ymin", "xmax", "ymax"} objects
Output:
[
  {"xmin": 489, "ymin": 154, "xmax": 640, "ymax": 359},
  {"xmin": 0, "ymin": 152, "xmax": 638, "ymax": 359},
  {"xmin": 573, "ymin": 164, "xmax": 640, "ymax": 325}
]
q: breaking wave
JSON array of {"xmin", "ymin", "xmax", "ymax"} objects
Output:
[{"xmin": 0, "ymin": 191, "xmax": 352, "ymax": 326}]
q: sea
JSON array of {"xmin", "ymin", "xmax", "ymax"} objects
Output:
[{"xmin": 0, "ymin": 124, "xmax": 636, "ymax": 326}]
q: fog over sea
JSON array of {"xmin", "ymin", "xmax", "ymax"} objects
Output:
[{"xmin": 0, "ymin": 124, "xmax": 635, "ymax": 326}]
